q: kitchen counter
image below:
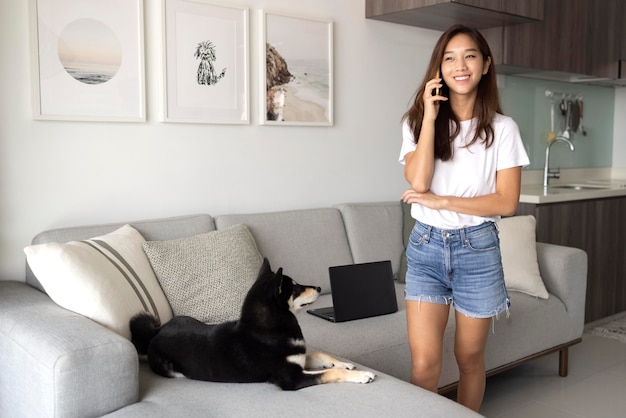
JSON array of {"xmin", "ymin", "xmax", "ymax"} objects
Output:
[{"xmin": 520, "ymin": 179, "xmax": 626, "ymax": 204}]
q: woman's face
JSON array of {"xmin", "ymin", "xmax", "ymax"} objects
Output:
[{"xmin": 440, "ymin": 33, "xmax": 491, "ymax": 98}]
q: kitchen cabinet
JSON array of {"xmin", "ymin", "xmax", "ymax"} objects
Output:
[
  {"xmin": 482, "ymin": 0, "xmax": 625, "ymax": 79},
  {"xmin": 365, "ymin": 0, "xmax": 544, "ymax": 31},
  {"xmin": 517, "ymin": 196, "xmax": 626, "ymax": 323},
  {"xmin": 586, "ymin": 0, "xmax": 622, "ymax": 79},
  {"xmin": 622, "ymin": 3, "xmax": 626, "ymax": 65}
]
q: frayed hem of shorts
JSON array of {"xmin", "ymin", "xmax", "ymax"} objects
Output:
[
  {"xmin": 454, "ymin": 302, "xmax": 510, "ymax": 320},
  {"xmin": 405, "ymin": 295, "xmax": 511, "ymax": 333},
  {"xmin": 405, "ymin": 295, "xmax": 453, "ymax": 309},
  {"xmin": 455, "ymin": 300, "xmax": 511, "ymax": 334}
]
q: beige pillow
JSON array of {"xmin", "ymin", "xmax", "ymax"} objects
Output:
[
  {"xmin": 24, "ymin": 225, "xmax": 173, "ymax": 339},
  {"xmin": 143, "ymin": 224, "xmax": 263, "ymax": 324},
  {"xmin": 497, "ymin": 215, "xmax": 549, "ymax": 299}
]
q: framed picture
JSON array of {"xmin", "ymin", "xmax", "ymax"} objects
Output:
[
  {"xmin": 260, "ymin": 10, "xmax": 333, "ymax": 126},
  {"xmin": 162, "ymin": 0, "xmax": 249, "ymax": 124},
  {"xmin": 30, "ymin": 0, "xmax": 146, "ymax": 122}
]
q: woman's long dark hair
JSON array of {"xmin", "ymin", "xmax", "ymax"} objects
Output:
[{"xmin": 402, "ymin": 25, "xmax": 502, "ymax": 161}]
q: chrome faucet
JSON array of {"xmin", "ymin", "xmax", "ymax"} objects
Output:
[{"xmin": 543, "ymin": 136, "xmax": 575, "ymax": 187}]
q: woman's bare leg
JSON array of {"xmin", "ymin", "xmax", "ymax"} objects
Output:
[
  {"xmin": 406, "ymin": 300, "xmax": 450, "ymax": 392},
  {"xmin": 453, "ymin": 311, "xmax": 491, "ymax": 412}
]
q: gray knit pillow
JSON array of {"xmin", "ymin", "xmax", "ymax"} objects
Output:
[{"xmin": 143, "ymin": 224, "xmax": 263, "ymax": 324}]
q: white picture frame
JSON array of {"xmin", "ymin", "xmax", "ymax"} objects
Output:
[
  {"xmin": 162, "ymin": 0, "xmax": 249, "ymax": 124},
  {"xmin": 30, "ymin": 0, "xmax": 146, "ymax": 122},
  {"xmin": 259, "ymin": 10, "xmax": 333, "ymax": 126}
]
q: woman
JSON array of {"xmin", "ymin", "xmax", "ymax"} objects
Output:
[{"xmin": 398, "ymin": 25, "xmax": 529, "ymax": 411}]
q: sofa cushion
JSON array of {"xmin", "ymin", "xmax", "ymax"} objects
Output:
[
  {"xmin": 497, "ymin": 215, "xmax": 549, "ymax": 299},
  {"xmin": 143, "ymin": 224, "xmax": 263, "ymax": 324},
  {"xmin": 215, "ymin": 208, "xmax": 354, "ymax": 294},
  {"xmin": 336, "ymin": 202, "xmax": 405, "ymax": 279},
  {"xmin": 23, "ymin": 224, "xmax": 173, "ymax": 339}
]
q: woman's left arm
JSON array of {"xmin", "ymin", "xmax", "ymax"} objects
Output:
[{"xmin": 401, "ymin": 166, "xmax": 522, "ymax": 217}]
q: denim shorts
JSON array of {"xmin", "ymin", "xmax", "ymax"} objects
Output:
[{"xmin": 405, "ymin": 220, "xmax": 510, "ymax": 319}]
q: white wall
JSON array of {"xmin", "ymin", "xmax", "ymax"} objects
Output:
[{"xmin": 0, "ymin": 0, "xmax": 441, "ymax": 281}]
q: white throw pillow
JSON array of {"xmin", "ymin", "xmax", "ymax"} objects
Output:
[
  {"xmin": 143, "ymin": 224, "xmax": 263, "ymax": 324},
  {"xmin": 497, "ymin": 215, "xmax": 549, "ymax": 299},
  {"xmin": 24, "ymin": 224, "xmax": 173, "ymax": 339}
]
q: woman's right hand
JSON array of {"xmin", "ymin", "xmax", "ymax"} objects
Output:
[{"xmin": 423, "ymin": 77, "xmax": 447, "ymax": 121}]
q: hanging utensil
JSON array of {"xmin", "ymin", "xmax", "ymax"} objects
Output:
[
  {"xmin": 560, "ymin": 99, "xmax": 570, "ymax": 139},
  {"xmin": 547, "ymin": 101, "xmax": 556, "ymax": 142},
  {"xmin": 577, "ymin": 99, "xmax": 587, "ymax": 136},
  {"xmin": 569, "ymin": 99, "xmax": 579, "ymax": 134}
]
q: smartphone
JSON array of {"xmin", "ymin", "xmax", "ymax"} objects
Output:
[{"xmin": 435, "ymin": 69, "xmax": 441, "ymax": 96}]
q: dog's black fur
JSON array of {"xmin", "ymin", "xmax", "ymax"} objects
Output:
[{"xmin": 130, "ymin": 258, "xmax": 376, "ymax": 390}]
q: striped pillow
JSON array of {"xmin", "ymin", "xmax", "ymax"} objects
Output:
[{"xmin": 24, "ymin": 224, "xmax": 172, "ymax": 339}]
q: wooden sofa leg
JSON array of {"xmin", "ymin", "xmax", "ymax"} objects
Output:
[{"xmin": 559, "ymin": 347, "xmax": 569, "ymax": 377}]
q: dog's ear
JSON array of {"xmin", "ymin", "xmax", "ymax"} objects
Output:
[
  {"xmin": 274, "ymin": 267, "xmax": 285, "ymax": 297},
  {"xmin": 257, "ymin": 257, "xmax": 272, "ymax": 279}
]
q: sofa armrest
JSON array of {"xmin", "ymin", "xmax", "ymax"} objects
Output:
[
  {"xmin": 535, "ymin": 242, "xmax": 588, "ymax": 338},
  {"xmin": 0, "ymin": 281, "xmax": 138, "ymax": 418}
]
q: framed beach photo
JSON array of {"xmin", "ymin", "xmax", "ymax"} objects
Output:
[
  {"xmin": 162, "ymin": 0, "xmax": 249, "ymax": 124},
  {"xmin": 29, "ymin": 0, "xmax": 145, "ymax": 122},
  {"xmin": 259, "ymin": 10, "xmax": 333, "ymax": 126}
]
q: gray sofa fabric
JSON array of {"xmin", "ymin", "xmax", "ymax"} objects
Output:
[
  {"xmin": 0, "ymin": 281, "xmax": 138, "ymax": 418},
  {"xmin": 0, "ymin": 201, "xmax": 587, "ymax": 417},
  {"xmin": 103, "ymin": 363, "xmax": 479, "ymax": 418},
  {"xmin": 215, "ymin": 209, "xmax": 354, "ymax": 294},
  {"xmin": 336, "ymin": 202, "xmax": 405, "ymax": 277}
]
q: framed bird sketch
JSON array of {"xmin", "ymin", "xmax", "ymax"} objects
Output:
[
  {"xmin": 259, "ymin": 10, "xmax": 333, "ymax": 126},
  {"xmin": 30, "ymin": 0, "xmax": 145, "ymax": 122},
  {"xmin": 162, "ymin": 0, "xmax": 249, "ymax": 124}
]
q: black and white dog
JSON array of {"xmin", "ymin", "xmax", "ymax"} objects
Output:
[{"xmin": 130, "ymin": 258, "xmax": 376, "ymax": 390}]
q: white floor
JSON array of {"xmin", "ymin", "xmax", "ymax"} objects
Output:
[{"xmin": 477, "ymin": 315, "xmax": 626, "ymax": 417}]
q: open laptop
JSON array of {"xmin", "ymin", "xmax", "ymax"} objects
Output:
[{"xmin": 307, "ymin": 260, "xmax": 398, "ymax": 322}]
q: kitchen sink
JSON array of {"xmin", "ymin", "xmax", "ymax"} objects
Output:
[{"xmin": 548, "ymin": 184, "xmax": 611, "ymax": 190}]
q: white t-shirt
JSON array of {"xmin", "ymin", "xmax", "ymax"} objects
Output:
[{"xmin": 398, "ymin": 113, "xmax": 529, "ymax": 229}]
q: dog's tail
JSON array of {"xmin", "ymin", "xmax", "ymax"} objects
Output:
[{"xmin": 129, "ymin": 312, "xmax": 161, "ymax": 355}]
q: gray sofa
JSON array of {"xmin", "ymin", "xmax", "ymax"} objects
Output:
[{"xmin": 0, "ymin": 201, "xmax": 587, "ymax": 417}]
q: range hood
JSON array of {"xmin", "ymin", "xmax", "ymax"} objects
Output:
[
  {"xmin": 366, "ymin": 4, "xmax": 539, "ymax": 31},
  {"xmin": 365, "ymin": 0, "xmax": 543, "ymax": 31},
  {"xmin": 496, "ymin": 65, "xmax": 626, "ymax": 88}
]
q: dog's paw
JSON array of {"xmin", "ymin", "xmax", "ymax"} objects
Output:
[
  {"xmin": 353, "ymin": 370, "xmax": 376, "ymax": 384},
  {"xmin": 334, "ymin": 360, "xmax": 356, "ymax": 370},
  {"xmin": 306, "ymin": 352, "xmax": 356, "ymax": 370}
]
